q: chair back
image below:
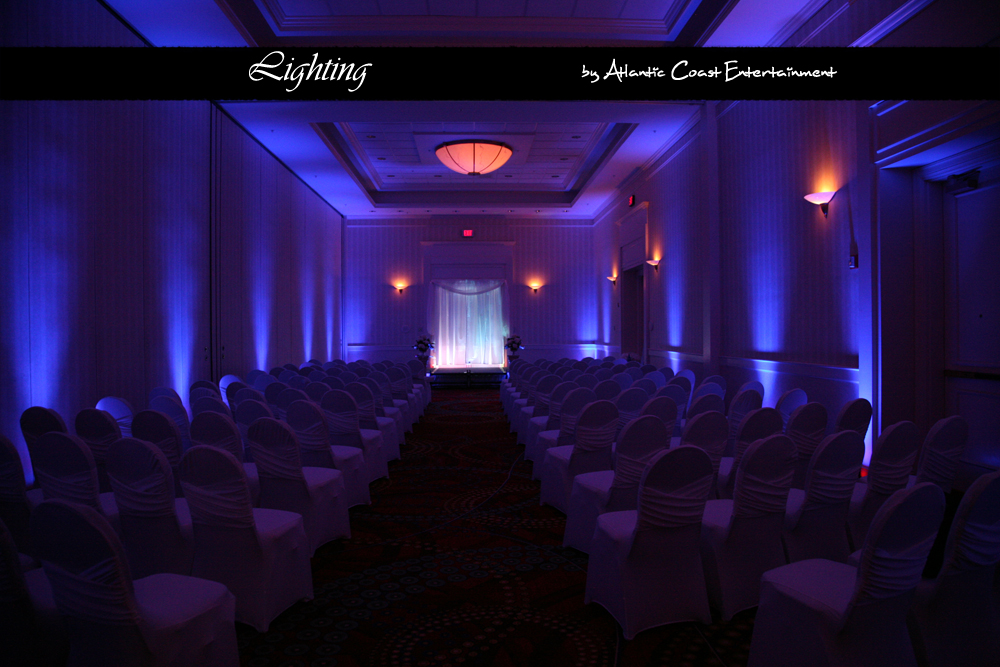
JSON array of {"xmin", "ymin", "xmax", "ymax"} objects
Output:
[
  {"xmin": 192, "ymin": 395, "xmax": 230, "ymax": 420},
  {"xmin": 224, "ymin": 382, "xmax": 249, "ymax": 410},
  {"xmin": 775, "ymin": 388, "xmax": 808, "ymax": 430},
  {"xmin": 867, "ymin": 421, "xmax": 922, "ymax": 496},
  {"xmin": 726, "ymin": 388, "xmax": 763, "ymax": 455},
  {"xmin": 633, "ymin": 446, "xmax": 714, "ymax": 541},
  {"xmin": 688, "ymin": 393, "xmax": 724, "ymax": 419},
  {"xmin": 692, "ymin": 382, "xmax": 725, "ymax": 403},
  {"xmin": 105, "ymin": 438, "xmax": 188, "ymax": 578},
  {"xmin": 569, "ymin": 400, "xmax": 618, "ymax": 473},
  {"xmin": 19, "ymin": 406, "xmax": 68, "ymax": 457},
  {"xmin": 786, "ymin": 402, "xmax": 829, "ymax": 488},
  {"xmin": 700, "ymin": 375, "xmax": 727, "ymax": 392},
  {"xmin": 190, "ymin": 411, "xmax": 244, "ymax": 460},
  {"xmin": 732, "ymin": 434, "xmax": 796, "ymax": 521},
  {"xmin": 131, "ymin": 410, "xmax": 183, "ymax": 467},
  {"xmin": 557, "ymin": 388, "xmax": 598, "ymax": 443},
  {"xmin": 594, "ymin": 379, "xmax": 621, "ymax": 401},
  {"xmin": 575, "ymin": 374, "xmax": 597, "ymax": 389},
  {"xmin": 275, "ymin": 388, "xmax": 309, "ymax": 421},
  {"xmin": 219, "ymin": 375, "xmax": 243, "ymax": 406},
  {"xmin": 320, "ymin": 390, "xmax": 363, "ymax": 448},
  {"xmin": 644, "ymin": 370, "xmax": 668, "ymax": 388},
  {"xmin": 32, "ymin": 432, "xmax": 103, "ymax": 512},
  {"xmin": 305, "ymin": 381, "xmax": 330, "ymax": 403},
  {"xmin": 801, "ymin": 431, "xmax": 865, "ymax": 513},
  {"xmin": 149, "ymin": 395, "xmax": 192, "ymax": 452},
  {"xmin": 612, "ymin": 372, "xmax": 633, "ymax": 391},
  {"xmin": 190, "ymin": 387, "xmax": 220, "ymax": 406},
  {"xmin": 615, "ymin": 387, "xmax": 649, "ymax": 436},
  {"xmin": 263, "ymin": 381, "xmax": 288, "ymax": 410},
  {"xmin": 31, "ymin": 500, "xmax": 151, "ymax": 666},
  {"xmin": 915, "ymin": 416, "xmax": 968, "ymax": 493},
  {"xmin": 235, "ymin": 387, "xmax": 265, "ymax": 407},
  {"xmin": 286, "ymin": 400, "xmax": 336, "ymax": 468},
  {"xmin": 234, "ymin": 399, "xmax": 274, "ymax": 453},
  {"xmin": 851, "ymin": 483, "xmax": 944, "ymax": 612},
  {"xmin": 938, "ymin": 469, "xmax": 1000, "ymax": 575},
  {"xmin": 608, "ymin": 416, "xmax": 670, "ymax": 511},
  {"xmin": 658, "ymin": 366, "xmax": 675, "ymax": 381},
  {"xmin": 278, "ymin": 369, "xmax": 297, "ymax": 384},
  {"xmin": 287, "ymin": 374, "xmax": 309, "ymax": 389},
  {"xmin": 835, "ymin": 398, "xmax": 873, "ymax": 440},
  {"xmin": 625, "ymin": 367, "xmax": 643, "ymax": 380},
  {"xmin": 680, "ymin": 411, "xmax": 729, "ymax": 478},
  {"xmin": 322, "ymin": 375, "xmax": 347, "ymax": 391},
  {"xmin": 75, "ymin": 408, "xmax": 122, "ymax": 491},
  {"xmin": 545, "ymin": 381, "xmax": 578, "ymax": 427},
  {"xmin": 640, "ymin": 395, "xmax": 677, "ymax": 436},
  {"xmin": 96, "ymin": 397, "xmax": 135, "ymax": 438},
  {"xmin": 252, "ymin": 373, "xmax": 277, "ymax": 391},
  {"xmin": 149, "ymin": 386, "xmax": 182, "ymax": 405},
  {"xmin": 344, "ymin": 382, "xmax": 379, "ymax": 430},
  {"xmin": 631, "ymin": 378, "xmax": 657, "ymax": 396},
  {"xmin": 246, "ymin": 418, "xmax": 304, "ymax": 483},
  {"xmin": 190, "ymin": 380, "xmax": 219, "ymax": 395},
  {"xmin": 732, "ymin": 408, "xmax": 785, "ymax": 473}
]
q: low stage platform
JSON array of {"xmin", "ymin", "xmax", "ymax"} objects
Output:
[{"xmin": 429, "ymin": 365, "xmax": 506, "ymax": 388}]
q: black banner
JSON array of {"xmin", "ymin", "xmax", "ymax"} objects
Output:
[{"xmin": 1, "ymin": 46, "xmax": 997, "ymax": 101}]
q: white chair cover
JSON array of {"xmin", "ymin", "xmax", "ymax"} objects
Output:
[
  {"xmin": 179, "ymin": 446, "xmax": 313, "ymax": 632},
  {"xmin": 782, "ymin": 430, "xmax": 864, "ymax": 563},
  {"xmin": 517, "ymin": 375, "xmax": 559, "ymax": 444},
  {"xmin": 539, "ymin": 400, "xmax": 618, "ymax": 513},
  {"xmin": 530, "ymin": 387, "xmax": 596, "ymax": 477},
  {"xmin": 692, "ymin": 382, "xmax": 725, "ymax": 402},
  {"xmin": 32, "ymin": 432, "xmax": 119, "ymax": 529},
  {"xmin": 593, "ymin": 379, "xmax": 621, "ymax": 401},
  {"xmin": 1, "ymin": 513, "xmax": 69, "ymax": 666},
  {"xmin": 131, "ymin": 409, "xmax": 185, "ymax": 497},
  {"xmin": 700, "ymin": 434, "xmax": 797, "ymax": 620},
  {"xmin": 105, "ymin": 438, "xmax": 194, "ymax": 579},
  {"xmin": 785, "ymin": 402, "xmax": 829, "ymax": 489},
  {"xmin": 189, "ymin": 411, "xmax": 260, "ymax": 507},
  {"xmin": 563, "ymin": 415, "xmax": 668, "ymax": 553},
  {"xmin": 74, "ymin": 408, "xmax": 122, "ymax": 494},
  {"xmin": 725, "ymin": 388, "xmax": 763, "ymax": 456},
  {"xmin": 657, "ymin": 384, "xmax": 688, "ymax": 436},
  {"xmin": 848, "ymin": 421, "xmax": 921, "ymax": 549},
  {"xmin": 910, "ymin": 469, "xmax": 1000, "ymax": 667},
  {"xmin": 252, "ymin": 373, "xmax": 277, "ymax": 392},
  {"xmin": 149, "ymin": 386, "xmax": 183, "ymax": 406},
  {"xmin": 585, "ymin": 446, "xmax": 714, "ymax": 638},
  {"xmin": 233, "ymin": 399, "xmax": 273, "ymax": 457},
  {"xmin": 643, "ymin": 370, "xmax": 668, "ymax": 388},
  {"xmin": 97, "ymin": 397, "xmax": 135, "ymax": 439},
  {"xmin": 717, "ymin": 407, "xmax": 784, "ymax": 500},
  {"xmin": 31, "ymin": 499, "xmax": 238, "ymax": 667},
  {"xmin": 774, "ymin": 388, "xmax": 808, "ymax": 430},
  {"xmin": 275, "ymin": 388, "xmax": 309, "ymax": 422},
  {"xmin": 835, "ymin": 397, "xmax": 873, "ymax": 440},
  {"xmin": 246, "ymin": 417, "xmax": 350, "ymax": 555},
  {"xmin": 218, "ymin": 375, "xmax": 242, "ymax": 409},
  {"xmin": 286, "ymin": 400, "xmax": 370, "ymax": 507},
  {"xmin": 748, "ymin": 483, "xmax": 945, "ymax": 667},
  {"xmin": 687, "ymin": 393, "xmax": 725, "ymax": 420},
  {"xmin": 914, "ymin": 415, "xmax": 968, "ymax": 494},
  {"xmin": 321, "ymin": 390, "xmax": 387, "ymax": 482},
  {"xmin": 386, "ymin": 367, "xmax": 419, "ymax": 431}
]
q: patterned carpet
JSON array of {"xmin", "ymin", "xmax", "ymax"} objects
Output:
[{"xmin": 236, "ymin": 389, "xmax": 756, "ymax": 667}]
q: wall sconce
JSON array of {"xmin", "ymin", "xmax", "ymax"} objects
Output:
[
  {"xmin": 646, "ymin": 259, "xmax": 659, "ymax": 272},
  {"xmin": 607, "ymin": 275, "xmax": 617, "ymax": 286},
  {"xmin": 805, "ymin": 190, "xmax": 838, "ymax": 217},
  {"xmin": 529, "ymin": 282, "xmax": 540, "ymax": 293},
  {"xmin": 395, "ymin": 283, "xmax": 407, "ymax": 294}
]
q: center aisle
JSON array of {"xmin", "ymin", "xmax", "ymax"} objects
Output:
[{"xmin": 237, "ymin": 389, "xmax": 755, "ymax": 667}]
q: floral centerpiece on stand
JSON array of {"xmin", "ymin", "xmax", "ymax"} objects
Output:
[
  {"xmin": 505, "ymin": 335, "xmax": 523, "ymax": 362},
  {"xmin": 413, "ymin": 334, "xmax": 434, "ymax": 368}
]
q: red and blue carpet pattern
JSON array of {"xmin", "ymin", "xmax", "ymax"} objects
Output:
[{"xmin": 237, "ymin": 389, "xmax": 755, "ymax": 667}]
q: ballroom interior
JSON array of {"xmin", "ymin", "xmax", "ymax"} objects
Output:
[{"xmin": 1, "ymin": 1, "xmax": 999, "ymax": 666}]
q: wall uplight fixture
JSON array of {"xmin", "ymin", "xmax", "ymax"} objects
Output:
[
  {"xmin": 646, "ymin": 259, "xmax": 659, "ymax": 272},
  {"xmin": 529, "ymin": 282, "xmax": 540, "ymax": 293},
  {"xmin": 607, "ymin": 275, "xmax": 617, "ymax": 286},
  {"xmin": 395, "ymin": 283, "xmax": 407, "ymax": 294},
  {"xmin": 805, "ymin": 190, "xmax": 838, "ymax": 217},
  {"xmin": 435, "ymin": 141, "xmax": 513, "ymax": 175}
]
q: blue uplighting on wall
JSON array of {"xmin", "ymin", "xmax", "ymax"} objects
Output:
[
  {"xmin": 749, "ymin": 244, "xmax": 785, "ymax": 353},
  {"xmin": 159, "ymin": 219, "xmax": 199, "ymax": 411},
  {"xmin": 252, "ymin": 246, "xmax": 273, "ymax": 371},
  {"xmin": 299, "ymin": 234, "xmax": 315, "ymax": 362},
  {"xmin": 325, "ymin": 277, "xmax": 336, "ymax": 361}
]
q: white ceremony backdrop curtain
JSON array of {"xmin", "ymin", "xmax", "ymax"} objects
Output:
[{"xmin": 429, "ymin": 280, "xmax": 509, "ymax": 367}]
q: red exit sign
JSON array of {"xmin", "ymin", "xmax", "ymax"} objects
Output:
[{"xmin": 463, "ymin": 229, "xmax": 474, "ymax": 237}]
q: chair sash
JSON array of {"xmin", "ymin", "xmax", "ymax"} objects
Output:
[
  {"xmin": 858, "ymin": 532, "xmax": 938, "ymax": 602},
  {"xmin": 44, "ymin": 558, "xmax": 140, "ymax": 625},
  {"xmin": 803, "ymin": 466, "xmax": 860, "ymax": 511},
  {"xmin": 918, "ymin": 445, "xmax": 964, "ymax": 489},
  {"xmin": 559, "ymin": 412, "xmax": 579, "ymax": 438},
  {"xmin": 250, "ymin": 444, "xmax": 303, "ymax": 481},
  {"xmin": 734, "ymin": 469, "xmax": 794, "ymax": 519},
  {"xmin": 83, "ymin": 432, "xmax": 119, "ymax": 462},
  {"xmin": 294, "ymin": 421, "xmax": 331, "ymax": 453},
  {"xmin": 548, "ymin": 397, "xmax": 564, "ymax": 423},
  {"xmin": 325, "ymin": 409, "xmax": 359, "ymax": 436},
  {"xmin": 181, "ymin": 480, "xmax": 255, "ymax": 529},
  {"xmin": 637, "ymin": 475, "xmax": 713, "ymax": 531},
  {"xmin": 108, "ymin": 471, "xmax": 175, "ymax": 518},
  {"xmin": 354, "ymin": 397, "xmax": 376, "ymax": 422},
  {"xmin": 790, "ymin": 427, "xmax": 826, "ymax": 464},
  {"xmin": 574, "ymin": 421, "xmax": 617, "ymax": 453},
  {"xmin": 35, "ymin": 468, "xmax": 99, "ymax": 509},
  {"xmin": 868, "ymin": 457, "xmax": 915, "ymax": 496},
  {"xmin": 610, "ymin": 452, "xmax": 650, "ymax": 490},
  {"xmin": 113, "ymin": 415, "xmax": 132, "ymax": 439},
  {"xmin": 390, "ymin": 378, "xmax": 409, "ymax": 395},
  {"xmin": 953, "ymin": 514, "xmax": 1000, "ymax": 570},
  {"xmin": 195, "ymin": 432, "xmax": 242, "ymax": 460},
  {"xmin": 617, "ymin": 410, "xmax": 641, "ymax": 432}
]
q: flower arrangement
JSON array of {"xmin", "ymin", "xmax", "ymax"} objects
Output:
[
  {"xmin": 505, "ymin": 335, "xmax": 523, "ymax": 353},
  {"xmin": 413, "ymin": 334, "xmax": 434, "ymax": 354}
]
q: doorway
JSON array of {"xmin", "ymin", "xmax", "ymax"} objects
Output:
[{"xmin": 620, "ymin": 265, "xmax": 644, "ymax": 362}]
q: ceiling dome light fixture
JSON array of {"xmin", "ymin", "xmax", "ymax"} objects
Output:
[{"xmin": 435, "ymin": 140, "xmax": 512, "ymax": 175}]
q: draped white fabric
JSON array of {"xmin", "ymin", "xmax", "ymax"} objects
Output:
[{"xmin": 429, "ymin": 280, "xmax": 508, "ymax": 367}]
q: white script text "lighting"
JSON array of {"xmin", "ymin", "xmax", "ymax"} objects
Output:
[{"xmin": 249, "ymin": 51, "xmax": 371, "ymax": 93}]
